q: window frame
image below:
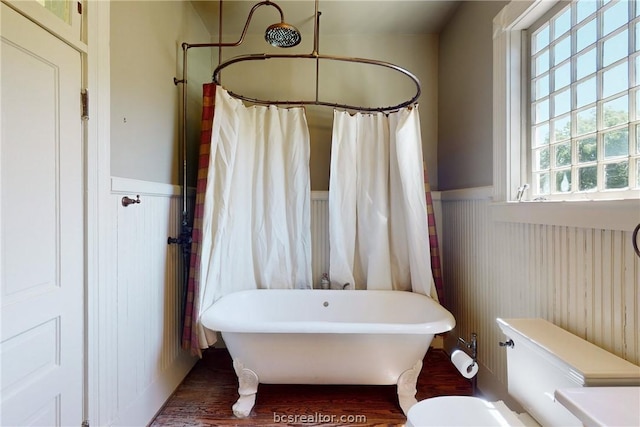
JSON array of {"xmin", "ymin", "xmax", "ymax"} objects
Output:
[
  {"xmin": 527, "ymin": 0, "xmax": 639, "ymax": 200},
  {"xmin": 491, "ymin": 0, "xmax": 638, "ymax": 231}
]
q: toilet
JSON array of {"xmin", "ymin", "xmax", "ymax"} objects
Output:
[{"xmin": 407, "ymin": 318, "xmax": 640, "ymax": 427}]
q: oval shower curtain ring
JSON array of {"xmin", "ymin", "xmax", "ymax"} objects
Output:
[{"xmin": 633, "ymin": 223, "xmax": 640, "ymax": 259}]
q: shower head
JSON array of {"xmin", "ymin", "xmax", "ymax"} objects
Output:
[{"xmin": 265, "ymin": 22, "xmax": 301, "ymax": 48}]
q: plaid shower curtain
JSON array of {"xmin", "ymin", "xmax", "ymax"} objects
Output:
[
  {"xmin": 424, "ymin": 174, "xmax": 445, "ymax": 304},
  {"xmin": 182, "ymin": 83, "xmax": 216, "ymax": 357}
]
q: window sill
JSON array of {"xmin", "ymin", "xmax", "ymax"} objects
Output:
[{"xmin": 491, "ymin": 198, "xmax": 640, "ymax": 231}]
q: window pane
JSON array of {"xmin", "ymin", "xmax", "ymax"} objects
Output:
[
  {"xmin": 536, "ymin": 172, "xmax": 551, "ymax": 194},
  {"xmin": 604, "ymin": 161, "xmax": 629, "ymax": 188},
  {"xmin": 555, "ymin": 169, "xmax": 572, "ymax": 192},
  {"xmin": 553, "ymin": 36, "xmax": 571, "ymax": 65},
  {"xmin": 553, "ymin": 89, "xmax": 571, "ymax": 116},
  {"xmin": 534, "ymin": 99, "xmax": 550, "ymax": 123},
  {"xmin": 36, "ymin": 0, "xmax": 71, "ymax": 25},
  {"xmin": 603, "ymin": 1, "xmax": 628, "ymax": 36},
  {"xmin": 553, "ymin": 7, "xmax": 572, "ymax": 39},
  {"xmin": 533, "ymin": 25, "xmax": 550, "ymax": 54},
  {"xmin": 604, "ymin": 127, "xmax": 629, "ymax": 158},
  {"xmin": 534, "ymin": 74, "xmax": 550, "ymax": 100},
  {"xmin": 576, "ymin": 0, "xmax": 597, "ymax": 23},
  {"xmin": 554, "ymin": 62, "xmax": 571, "ymax": 89},
  {"xmin": 553, "ymin": 115, "xmax": 571, "ymax": 141},
  {"xmin": 602, "ymin": 61, "xmax": 629, "ymax": 98},
  {"xmin": 533, "ymin": 123, "xmax": 550, "ymax": 147},
  {"xmin": 603, "ymin": 95, "xmax": 629, "ymax": 128},
  {"xmin": 535, "ymin": 147, "xmax": 550, "ymax": 170},
  {"xmin": 534, "ymin": 49, "xmax": 550, "ymax": 76},
  {"xmin": 555, "ymin": 142, "xmax": 572, "ymax": 166},
  {"xmin": 576, "ymin": 107, "xmax": 597, "ymax": 135},
  {"xmin": 603, "ymin": 30, "xmax": 628, "ymax": 67},
  {"xmin": 578, "ymin": 165, "xmax": 598, "ymax": 190},
  {"xmin": 576, "ymin": 76, "xmax": 597, "ymax": 107},
  {"xmin": 576, "ymin": 48, "xmax": 597, "ymax": 80},
  {"xmin": 528, "ymin": 0, "xmax": 636, "ymax": 197},
  {"xmin": 576, "ymin": 19, "xmax": 597, "ymax": 52},
  {"xmin": 578, "ymin": 136, "xmax": 598, "ymax": 162}
]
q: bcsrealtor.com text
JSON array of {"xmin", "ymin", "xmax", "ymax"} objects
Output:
[{"xmin": 273, "ymin": 412, "xmax": 367, "ymax": 424}]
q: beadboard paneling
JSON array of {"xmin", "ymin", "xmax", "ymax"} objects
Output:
[
  {"xmin": 441, "ymin": 188, "xmax": 640, "ymax": 399},
  {"xmin": 106, "ymin": 178, "xmax": 196, "ymax": 426},
  {"xmin": 311, "ymin": 191, "xmax": 330, "ymax": 288}
]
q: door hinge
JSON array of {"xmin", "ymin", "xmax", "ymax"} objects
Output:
[
  {"xmin": 81, "ymin": 89, "xmax": 89, "ymax": 120},
  {"xmin": 81, "ymin": 420, "xmax": 89, "ymax": 427},
  {"xmin": 77, "ymin": 2, "xmax": 82, "ymax": 14}
]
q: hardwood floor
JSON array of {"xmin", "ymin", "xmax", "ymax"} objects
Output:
[{"xmin": 150, "ymin": 347, "xmax": 473, "ymax": 426}]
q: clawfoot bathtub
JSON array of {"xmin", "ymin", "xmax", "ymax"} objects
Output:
[{"xmin": 200, "ymin": 289, "xmax": 455, "ymax": 417}]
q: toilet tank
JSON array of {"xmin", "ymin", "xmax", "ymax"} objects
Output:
[{"xmin": 497, "ymin": 318, "xmax": 640, "ymax": 427}]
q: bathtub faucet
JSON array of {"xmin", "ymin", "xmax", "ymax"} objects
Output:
[{"xmin": 342, "ymin": 282, "xmax": 350, "ymax": 290}]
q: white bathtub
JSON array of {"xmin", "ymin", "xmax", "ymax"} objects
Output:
[{"xmin": 201, "ymin": 289, "xmax": 455, "ymax": 417}]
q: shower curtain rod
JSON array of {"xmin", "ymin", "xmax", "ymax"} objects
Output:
[
  {"xmin": 211, "ymin": 52, "xmax": 421, "ymax": 113},
  {"xmin": 176, "ymin": 0, "xmax": 421, "ymax": 113},
  {"xmin": 209, "ymin": 0, "xmax": 421, "ymax": 113}
]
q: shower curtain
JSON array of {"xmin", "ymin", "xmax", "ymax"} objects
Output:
[
  {"xmin": 329, "ymin": 107, "xmax": 439, "ymax": 299},
  {"xmin": 188, "ymin": 86, "xmax": 312, "ymax": 353},
  {"xmin": 182, "ymin": 83, "xmax": 216, "ymax": 356}
]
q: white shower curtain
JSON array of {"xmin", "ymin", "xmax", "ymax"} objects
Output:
[
  {"xmin": 329, "ymin": 107, "xmax": 437, "ymax": 299},
  {"xmin": 196, "ymin": 87, "xmax": 312, "ymax": 348}
]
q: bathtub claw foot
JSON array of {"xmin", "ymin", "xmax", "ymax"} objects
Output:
[
  {"xmin": 232, "ymin": 359, "xmax": 259, "ymax": 418},
  {"xmin": 397, "ymin": 359, "xmax": 422, "ymax": 415}
]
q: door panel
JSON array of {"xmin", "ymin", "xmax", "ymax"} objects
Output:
[{"xmin": 1, "ymin": 3, "xmax": 84, "ymax": 426}]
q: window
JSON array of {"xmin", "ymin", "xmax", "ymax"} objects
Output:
[
  {"xmin": 527, "ymin": 0, "xmax": 639, "ymax": 199},
  {"xmin": 36, "ymin": 0, "xmax": 72, "ymax": 25}
]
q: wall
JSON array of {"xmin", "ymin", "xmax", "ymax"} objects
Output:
[
  {"xmin": 104, "ymin": 2, "xmax": 211, "ymax": 424},
  {"xmin": 437, "ymin": 1, "xmax": 640, "ymax": 406},
  {"xmin": 437, "ymin": 1, "xmax": 507, "ymax": 191},
  {"xmin": 110, "ymin": 0, "xmax": 212, "ymax": 185},
  {"xmin": 105, "ymin": 178, "xmax": 195, "ymax": 427},
  {"xmin": 440, "ymin": 189, "xmax": 639, "ymax": 406},
  {"xmin": 213, "ymin": 32, "xmax": 439, "ymax": 191}
]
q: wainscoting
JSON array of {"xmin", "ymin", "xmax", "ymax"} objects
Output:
[
  {"xmin": 311, "ymin": 191, "xmax": 330, "ymax": 288},
  {"xmin": 439, "ymin": 187, "xmax": 640, "ymax": 401},
  {"xmin": 99, "ymin": 177, "xmax": 196, "ymax": 426}
]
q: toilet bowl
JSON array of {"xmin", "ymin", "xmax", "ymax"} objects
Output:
[
  {"xmin": 406, "ymin": 396, "xmax": 526, "ymax": 427},
  {"xmin": 407, "ymin": 318, "xmax": 640, "ymax": 427}
]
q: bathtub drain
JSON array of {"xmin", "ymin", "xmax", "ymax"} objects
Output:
[{"xmin": 323, "ymin": 301, "xmax": 329, "ymax": 307}]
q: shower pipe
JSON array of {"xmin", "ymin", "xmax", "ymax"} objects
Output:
[
  {"xmin": 172, "ymin": 0, "xmax": 422, "ymax": 210},
  {"xmin": 211, "ymin": 0, "xmax": 422, "ymax": 112},
  {"xmin": 171, "ymin": 0, "xmax": 291, "ymax": 235},
  {"xmin": 169, "ymin": 0, "xmax": 422, "ymax": 276},
  {"xmin": 169, "ymin": 0, "xmax": 303, "ymax": 312}
]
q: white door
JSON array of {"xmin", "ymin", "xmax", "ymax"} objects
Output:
[{"xmin": 1, "ymin": 3, "xmax": 84, "ymax": 426}]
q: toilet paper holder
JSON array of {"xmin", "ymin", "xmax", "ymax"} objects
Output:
[
  {"xmin": 457, "ymin": 332, "xmax": 478, "ymax": 364},
  {"xmin": 456, "ymin": 332, "xmax": 478, "ymax": 393}
]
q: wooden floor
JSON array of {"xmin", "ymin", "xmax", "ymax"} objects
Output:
[{"xmin": 151, "ymin": 347, "xmax": 473, "ymax": 426}]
